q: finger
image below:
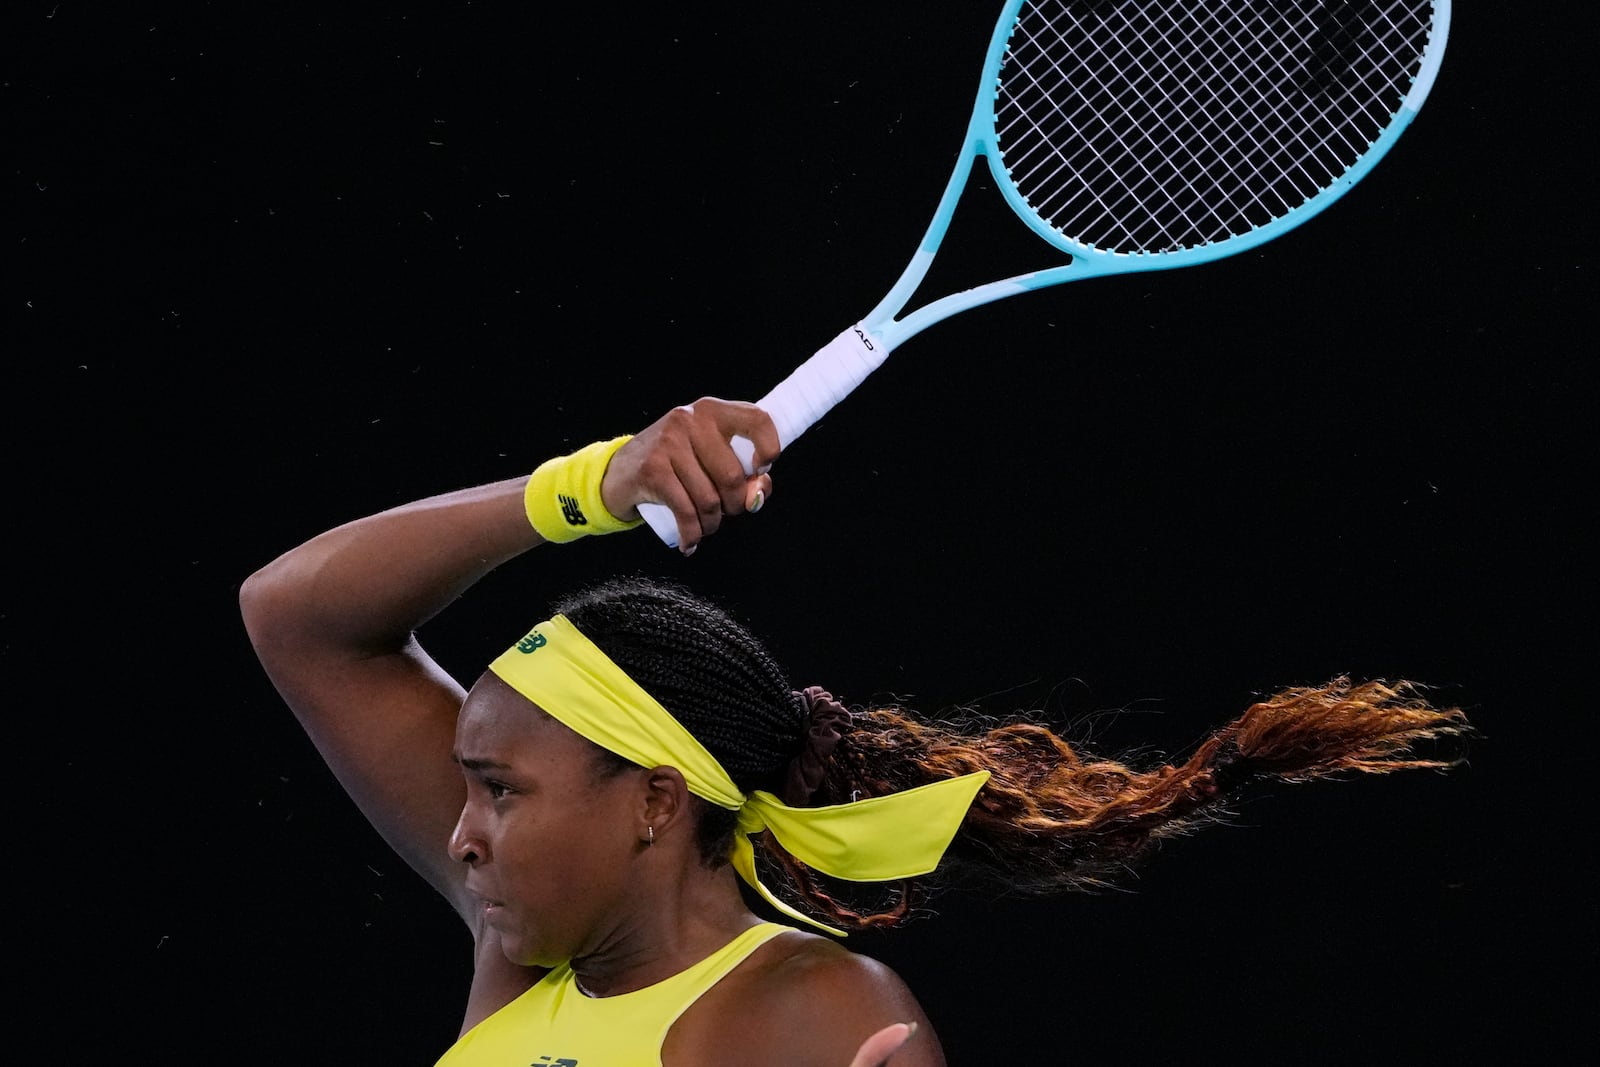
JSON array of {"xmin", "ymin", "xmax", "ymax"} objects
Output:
[
  {"xmin": 745, "ymin": 471, "xmax": 772, "ymax": 514},
  {"xmin": 686, "ymin": 405, "xmax": 757, "ymax": 518},
  {"xmin": 848, "ymin": 1022, "xmax": 916, "ymax": 1067},
  {"xmin": 708, "ymin": 397, "xmax": 782, "ymax": 474},
  {"xmin": 639, "ymin": 469, "xmax": 704, "ymax": 556},
  {"xmin": 668, "ymin": 448, "xmax": 725, "ymax": 549}
]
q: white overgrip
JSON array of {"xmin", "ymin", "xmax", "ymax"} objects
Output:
[{"xmin": 639, "ymin": 324, "xmax": 888, "ymax": 546}]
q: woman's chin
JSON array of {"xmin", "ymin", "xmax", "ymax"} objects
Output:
[{"xmin": 495, "ymin": 925, "xmax": 566, "ymax": 970}]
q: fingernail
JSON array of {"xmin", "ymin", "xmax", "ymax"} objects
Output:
[
  {"xmin": 682, "ymin": 543, "xmax": 697, "ymax": 557},
  {"xmin": 749, "ymin": 489, "xmax": 764, "ymax": 513},
  {"xmin": 905, "ymin": 1022, "xmax": 918, "ymax": 1040}
]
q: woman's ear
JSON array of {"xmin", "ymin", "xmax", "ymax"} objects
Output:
[{"xmin": 638, "ymin": 764, "xmax": 690, "ymax": 845}]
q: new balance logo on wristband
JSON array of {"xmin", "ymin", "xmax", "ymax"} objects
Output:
[{"xmin": 558, "ymin": 494, "xmax": 588, "ymax": 526}]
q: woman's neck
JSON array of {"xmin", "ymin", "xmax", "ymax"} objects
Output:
[{"xmin": 570, "ymin": 861, "xmax": 758, "ymax": 997}]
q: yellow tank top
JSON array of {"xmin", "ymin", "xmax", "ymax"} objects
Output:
[{"xmin": 433, "ymin": 922, "xmax": 791, "ymax": 1067}]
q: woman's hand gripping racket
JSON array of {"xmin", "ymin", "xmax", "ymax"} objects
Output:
[{"xmin": 639, "ymin": 0, "xmax": 1451, "ymax": 546}]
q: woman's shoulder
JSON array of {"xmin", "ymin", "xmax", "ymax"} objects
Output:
[
  {"xmin": 667, "ymin": 927, "xmax": 939, "ymax": 1066},
  {"xmin": 746, "ymin": 928, "xmax": 914, "ymax": 1002}
]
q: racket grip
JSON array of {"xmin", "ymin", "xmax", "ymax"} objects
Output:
[{"xmin": 638, "ymin": 325, "xmax": 887, "ymax": 547}]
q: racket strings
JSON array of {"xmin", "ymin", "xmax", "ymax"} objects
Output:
[
  {"xmin": 994, "ymin": 0, "xmax": 1436, "ymax": 254},
  {"xmin": 1019, "ymin": 6, "xmax": 1370, "ymax": 245},
  {"xmin": 1010, "ymin": 5, "xmax": 1360, "ymax": 245}
]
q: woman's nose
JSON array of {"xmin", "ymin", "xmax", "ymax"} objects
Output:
[{"xmin": 448, "ymin": 806, "xmax": 484, "ymax": 865}]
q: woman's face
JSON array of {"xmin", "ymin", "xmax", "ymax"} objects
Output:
[{"xmin": 449, "ymin": 672, "xmax": 644, "ymax": 968}]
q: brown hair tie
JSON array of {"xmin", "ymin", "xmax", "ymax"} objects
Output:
[{"xmin": 782, "ymin": 686, "xmax": 852, "ymax": 806}]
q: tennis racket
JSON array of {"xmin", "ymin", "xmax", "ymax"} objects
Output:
[{"xmin": 639, "ymin": 0, "xmax": 1450, "ymax": 546}]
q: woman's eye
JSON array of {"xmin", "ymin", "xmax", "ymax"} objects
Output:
[{"xmin": 485, "ymin": 780, "xmax": 513, "ymax": 800}]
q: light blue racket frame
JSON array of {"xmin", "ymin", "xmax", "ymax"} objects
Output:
[
  {"xmin": 639, "ymin": 0, "xmax": 1450, "ymax": 546},
  {"xmin": 879, "ymin": 0, "xmax": 1451, "ymax": 347}
]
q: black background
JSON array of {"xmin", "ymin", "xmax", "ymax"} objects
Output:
[{"xmin": 9, "ymin": 2, "xmax": 1592, "ymax": 1063}]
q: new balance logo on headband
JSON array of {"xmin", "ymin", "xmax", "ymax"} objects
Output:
[{"xmin": 558, "ymin": 494, "xmax": 587, "ymax": 526}]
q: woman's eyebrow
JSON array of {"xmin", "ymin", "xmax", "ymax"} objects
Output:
[{"xmin": 452, "ymin": 755, "xmax": 513, "ymax": 773}]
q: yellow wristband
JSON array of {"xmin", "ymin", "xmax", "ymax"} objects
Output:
[{"xmin": 524, "ymin": 436, "xmax": 643, "ymax": 543}]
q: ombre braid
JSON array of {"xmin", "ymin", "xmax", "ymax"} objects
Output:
[{"xmin": 555, "ymin": 578, "xmax": 1473, "ymax": 932}]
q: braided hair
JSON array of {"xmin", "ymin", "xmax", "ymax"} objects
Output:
[
  {"xmin": 553, "ymin": 576, "xmax": 808, "ymax": 863},
  {"xmin": 555, "ymin": 577, "xmax": 1474, "ymax": 932}
]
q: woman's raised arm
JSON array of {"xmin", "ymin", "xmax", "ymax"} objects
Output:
[{"xmin": 238, "ymin": 398, "xmax": 779, "ymax": 920}]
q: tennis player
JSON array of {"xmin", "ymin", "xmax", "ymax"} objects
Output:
[{"xmin": 241, "ymin": 397, "xmax": 1469, "ymax": 1065}]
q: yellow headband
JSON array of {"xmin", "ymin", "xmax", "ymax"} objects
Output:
[{"xmin": 487, "ymin": 614, "xmax": 989, "ymax": 936}]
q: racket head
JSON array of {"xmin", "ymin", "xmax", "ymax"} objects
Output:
[{"xmin": 974, "ymin": 0, "xmax": 1450, "ymax": 274}]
